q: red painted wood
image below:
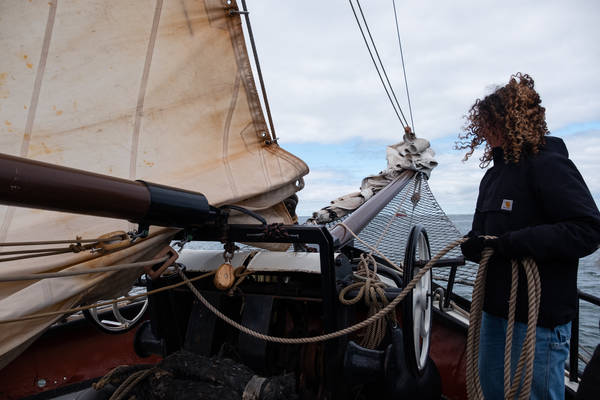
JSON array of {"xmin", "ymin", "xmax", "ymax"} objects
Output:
[
  {"xmin": 0, "ymin": 320, "xmax": 160, "ymax": 399},
  {"xmin": 429, "ymin": 317, "xmax": 468, "ymax": 400}
]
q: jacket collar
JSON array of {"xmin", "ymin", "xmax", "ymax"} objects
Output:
[{"xmin": 492, "ymin": 146, "xmax": 504, "ymax": 165}]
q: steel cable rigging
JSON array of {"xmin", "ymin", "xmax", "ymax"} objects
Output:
[{"xmin": 348, "ymin": 0, "xmax": 413, "ymax": 132}]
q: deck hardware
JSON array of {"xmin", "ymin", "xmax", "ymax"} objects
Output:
[{"xmin": 144, "ymin": 246, "xmax": 179, "ymax": 280}]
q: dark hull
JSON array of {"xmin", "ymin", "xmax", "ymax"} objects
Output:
[
  {"xmin": 0, "ymin": 316, "xmax": 160, "ymax": 399},
  {"xmin": 0, "ymin": 308, "xmax": 471, "ymax": 400}
]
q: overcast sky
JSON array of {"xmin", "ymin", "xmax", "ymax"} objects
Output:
[{"xmin": 245, "ymin": 0, "xmax": 600, "ymax": 216}]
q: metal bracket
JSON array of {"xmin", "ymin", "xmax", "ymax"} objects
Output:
[{"xmin": 144, "ymin": 246, "xmax": 179, "ymax": 280}]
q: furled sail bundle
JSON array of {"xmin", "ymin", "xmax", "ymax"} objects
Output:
[{"xmin": 0, "ymin": 0, "xmax": 308, "ymax": 368}]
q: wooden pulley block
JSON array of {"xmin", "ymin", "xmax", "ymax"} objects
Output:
[{"xmin": 214, "ymin": 262, "xmax": 235, "ymax": 290}]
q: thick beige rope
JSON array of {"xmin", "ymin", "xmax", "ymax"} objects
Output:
[
  {"xmin": 108, "ymin": 368, "xmax": 158, "ymax": 400},
  {"xmin": 0, "ymin": 235, "xmax": 127, "ymax": 247},
  {"xmin": 177, "ymin": 237, "xmax": 463, "ymax": 345},
  {"xmin": 175, "ymin": 229, "xmax": 540, "ymax": 400},
  {"xmin": 0, "ymin": 222, "xmax": 541, "ymax": 400},
  {"xmin": 0, "ymin": 256, "xmax": 169, "ymax": 282},
  {"xmin": 0, "ymin": 234, "xmax": 130, "ymax": 263},
  {"xmin": 338, "ymin": 253, "xmax": 393, "ymax": 349},
  {"xmin": 0, "ymin": 268, "xmax": 216, "ymax": 324},
  {"xmin": 465, "ymin": 242, "xmax": 541, "ymax": 400}
]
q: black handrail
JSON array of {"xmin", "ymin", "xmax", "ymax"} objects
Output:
[
  {"xmin": 579, "ymin": 290, "xmax": 600, "ymax": 307},
  {"xmin": 569, "ymin": 289, "xmax": 600, "ymax": 382}
]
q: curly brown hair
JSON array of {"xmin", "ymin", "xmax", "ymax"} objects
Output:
[{"xmin": 456, "ymin": 73, "xmax": 549, "ymax": 167}]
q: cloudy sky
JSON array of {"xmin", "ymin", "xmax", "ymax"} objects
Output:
[{"xmin": 244, "ymin": 0, "xmax": 600, "ymax": 216}]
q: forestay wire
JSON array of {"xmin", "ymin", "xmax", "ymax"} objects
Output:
[
  {"xmin": 348, "ymin": 0, "xmax": 410, "ymax": 129},
  {"xmin": 392, "ymin": 0, "xmax": 415, "ymax": 132}
]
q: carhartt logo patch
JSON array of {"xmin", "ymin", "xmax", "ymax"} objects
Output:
[{"xmin": 501, "ymin": 199, "xmax": 513, "ymax": 211}]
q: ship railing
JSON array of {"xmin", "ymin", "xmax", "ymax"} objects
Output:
[{"xmin": 568, "ymin": 289, "xmax": 600, "ymax": 382}]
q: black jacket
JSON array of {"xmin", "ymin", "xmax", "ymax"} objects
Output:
[{"xmin": 469, "ymin": 136, "xmax": 600, "ymax": 328}]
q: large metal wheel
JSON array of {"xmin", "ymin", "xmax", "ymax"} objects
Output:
[
  {"xmin": 402, "ymin": 224, "xmax": 432, "ymax": 376},
  {"xmin": 83, "ymin": 278, "xmax": 148, "ymax": 334}
]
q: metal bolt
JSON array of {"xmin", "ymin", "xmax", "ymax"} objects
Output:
[{"xmin": 37, "ymin": 379, "xmax": 46, "ymax": 388}]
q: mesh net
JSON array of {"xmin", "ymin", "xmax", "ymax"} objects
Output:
[{"xmin": 332, "ymin": 173, "xmax": 479, "ymax": 299}]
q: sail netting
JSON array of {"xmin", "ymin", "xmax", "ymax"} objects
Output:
[
  {"xmin": 0, "ymin": 0, "xmax": 307, "ymax": 369},
  {"xmin": 345, "ymin": 173, "xmax": 478, "ymax": 298}
]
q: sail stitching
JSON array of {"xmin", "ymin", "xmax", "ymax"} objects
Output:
[
  {"xmin": 222, "ymin": 72, "xmax": 242, "ymax": 198},
  {"xmin": 0, "ymin": 1, "xmax": 59, "ymax": 243},
  {"xmin": 225, "ymin": 11, "xmax": 272, "ymax": 187},
  {"xmin": 129, "ymin": 0, "xmax": 164, "ymax": 180}
]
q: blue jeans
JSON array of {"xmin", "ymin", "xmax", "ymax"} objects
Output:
[{"xmin": 479, "ymin": 312, "xmax": 571, "ymax": 400}]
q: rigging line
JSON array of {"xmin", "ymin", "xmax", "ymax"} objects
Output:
[
  {"xmin": 355, "ymin": 0, "xmax": 410, "ymax": 128},
  {"xmin": 348, "ymin": 0, "xmax": 406, "ymax": 128},
  {"xmin": 240, "ymin": 0, "xmax": 277, "ymax": 142},
  {"xmin": 392, "ymin": 0, "xmax": 415, "ymax": 132}
]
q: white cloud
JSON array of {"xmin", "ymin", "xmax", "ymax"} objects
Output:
[
  {"xmin": 428, "ymin": 132, "xmax": 600, "ymax": 214},
  {"xmin": 248, "ymin": 0, "xmax": 600, "ymax": 144},
  {"xmin": 243, "ymin": 1, "xmax": 600, "ymax": 215},
  {"xmin": 296, "ymin": 167, "xmax": 360, "ymax": 216},
  {"xmin": 563, "ymin": 131, "xmax": 600, "ymax": 199},
  {"xmin": 427, "ymin": 151, "xmax": 487, "ymax": 214}
]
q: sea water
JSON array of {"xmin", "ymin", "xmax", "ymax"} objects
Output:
[{"xmin": 448, "ymin": 214, "xmax": 600, "ymax": 371}]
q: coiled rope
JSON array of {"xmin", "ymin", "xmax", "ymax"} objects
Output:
[
  {"xmin": 177, "ymin": 236, "xmax": 462, "ymax": 345},
  {"xmin": 465, "ymin": 241, "xmax": 541, "ymax": 400},
  {"xmin": 338, "ymin": 252, "xmax": 395, "ymax": 349},
  {"xmin": 1, "ymin": 229, "xmax": 541, "ymax": 398},
  {"xmin": 178, "ymin": 231, "xmax": 540, "ymax": 400}
]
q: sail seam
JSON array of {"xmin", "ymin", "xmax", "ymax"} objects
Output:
[
  {"xmin": 129, "ymin": 0, "xmax": 164, "ymax": 180},
  {"xmin": 222, "ymin": 72, "xmax": 241, "ymax": 199},
  {"xmin": 225, "ymin": 6, "xmax": 272, "ymax": 189},
  {"xmin": 20, "ymin": 1, "xmax": 58, "ymax": 158},
  {"xmin": 0, "ymin": 1, "xmax": 59, "ymax": 243}
]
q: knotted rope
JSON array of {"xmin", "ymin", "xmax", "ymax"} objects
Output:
[
  {"xmin": 1, "ymin": 225, "xmax": 541, "ymax": 399},
  {"xmin": 0, "ymin": 232, "xmax": 130, "ymax": 263},
  {"xmin": 338, "ymin": 253, "xmax": 396, "ymax": 349},
  {"xmin": 178, "ymin": 231, "xmax": 540, "ymax": 400},
  {"xmin": 0, "ymin": 268, "xmax": 216, "ymax": 324},
  {"xmin": 177, "ymin": 236, "xmax": 463, "ymax": 345}
]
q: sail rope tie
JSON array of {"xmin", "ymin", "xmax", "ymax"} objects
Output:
[
  {"xmin": 0, "ymin": 234, "xmax": 128, "ymax": 247},
  {"xmin": 0, "ymin": 256, "xmax": 169, "ymax": 282},
  {"xmin": 0, "ymin": 268, "xmax": 216, "ymax": 324},
  {"xmin": 0, "ymin": 232, "xmax": 130, "ymax": 263}
]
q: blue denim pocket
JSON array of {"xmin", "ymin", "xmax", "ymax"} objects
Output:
[{"xmin": 550, "ymin": 322, "xmax": 571, "ymax": 350}]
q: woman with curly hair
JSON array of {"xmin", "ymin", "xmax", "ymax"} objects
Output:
[{"xmin": 457, "ymin": 73, "xmax": 600, "ymax": 399}]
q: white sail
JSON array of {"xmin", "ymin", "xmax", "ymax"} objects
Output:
[{"xmin": 0, "ymin": 0, "xmax": 308, "ymax": 368}]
